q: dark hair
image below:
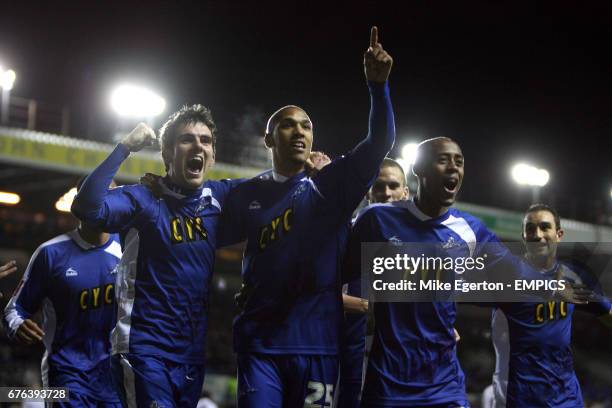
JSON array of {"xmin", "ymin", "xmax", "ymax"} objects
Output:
[
  {"xmin": 159, "ymin": 104, "xmax": 217, "ymax": 170},
  {"xmin": 525, "ymin": 203, "xmax": 561, "ymax": 230},
  {"xmin": 381, "ymin": 158, "xmax": 406, "ymax": 186}
]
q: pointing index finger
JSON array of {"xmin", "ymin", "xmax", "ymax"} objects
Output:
[{"xmin": 370, "ymin": 26, "xmax": 378, "ymax": 48}]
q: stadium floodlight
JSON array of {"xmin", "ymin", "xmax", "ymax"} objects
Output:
[
  {"xmin": 0, "ymin": 68, "xmax": 16, "ymax": 91},
  {"xmin": 401, "ymin": 142, "xmax": 419, "ymax": 166},
  {"xmin": 110, "ymin": 84, "xmax": 166, "ymax": 118},
  {"xmin": 0, "ymin": 191, "xmax": 20, "ymax": 205},
  {"xmin": 0, "ymin": 66, "xmax": 16, "ymax": 125},
  {"xmin": 511, "ymin": 163, "xmax": 549, "ymax": 187},
  {"xmin": 55, "ymin": 187, "xmax": 77, "ymax": 213}
]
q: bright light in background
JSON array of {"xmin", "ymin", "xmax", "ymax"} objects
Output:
[
  {"xmin": 0, "ymin": 191, "xmax": 20, "ymax": 205},
  {"xmin": 0, "ymin": 67, "xmax": 16, "ymax": 91},
  {"xmin": 401, "ymin": 142, "xmax": 419, "ymax": 166},
  {"xmin": 110, "ymin": 84, "xmax": 166, "ymax": 118},
  {"xmin": 55, "ymin": 187, "xmax": 77, "ymax": 213},
  {"xmin": 511, "ymin": 163, "xmax": 550, "ymax": 187},
  {"xmin": 395, "ymin": 158, "xmax": 410, "ymax": 174}
]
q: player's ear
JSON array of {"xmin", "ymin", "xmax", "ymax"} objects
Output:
[
  {"xmin": 264, "ymin": 132, "xmax": 275, "ymax": 148},
  {"xmin": 557, "ymin": 228, "xmax": 564, "ymax": 240},
  {"xmin": 402, "ymin": 187, "xmax": 409, "ymax": 200}
]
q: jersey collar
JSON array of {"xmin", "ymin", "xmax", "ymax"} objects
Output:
[
  {"xmin": 68, "ymin": 229, "xmax": 111, "ymax": 250},
  {"xmin": 402, "ymin": 198, "xmax": 451, "ymax": 222},
  {"xmin": 160, "ymin": 177, "xmax": 204, "ymax": 199},
  {"xmin": 271, "ymin": 170, "xmax": 307, "ymax": 183}
]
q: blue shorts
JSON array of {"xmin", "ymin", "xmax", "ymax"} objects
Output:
[
  {"xmin": 110, "ymin": 353, "xmax": 205, "ymax": 408},
  {"xmin": 48, "ymin": 357, "xmax": 120, "ymax": 407},
  {"xmin": 237, "ymin": 353, "xmax": 338, "ymax": 407}
]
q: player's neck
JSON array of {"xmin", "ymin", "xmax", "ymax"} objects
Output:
[
  {"xmin": 414, "ymin": 193, "xmax": 450, "ymax": 218},
  {"xmin": 78, "ymin": 226, "xmax": 110, "ymax": 247},
  {"xmin": 527, "ymin": 253, "xmax": 556, "ymax": 271},
  {"xmin": 273, "ymin": 159, "xmax": 304, "ymax": 179}
]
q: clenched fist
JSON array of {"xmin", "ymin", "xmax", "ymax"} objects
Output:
[{"xmin": 121, "ymin": 122, "xmax": 157, "ymax": 152}]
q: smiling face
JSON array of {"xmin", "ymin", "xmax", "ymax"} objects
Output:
[
  {"xmin": 416, "ymin": 138, "xmax": 464, "ymax": 208},
  {"xmin": 265, "ymin": 106, "xmax": 313, "ymax": 173},
  {"xmin": 165, "ymin": 122, "xmax": 215, "ymax": 189},
  {"xmin": 523, "ymin": 209, "xmax": 563, "ymax": 264}
]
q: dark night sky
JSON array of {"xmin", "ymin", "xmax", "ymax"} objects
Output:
[{"xmin": 1, "ymin": 1, "xmax": 611, "ymax": 222}]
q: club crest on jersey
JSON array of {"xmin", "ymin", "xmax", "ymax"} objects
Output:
[
  {"xmin": 65, "ymin": 267, "xmax": 78, "ymax": 277},
  {"xmin": 291, "ymin": 183, "xmax": 308, "ymax": 199},
  {"xmin": 196, "ymin": 196, "xmax": 212, "ymax": 213},
  {"xmin": 387, "ymin": 235, "xmax": 403, "ymax": 246},
  {"xmin": 442, "ymin": 236, "xmax": 460, "ymax": 249},
  {"xmin": 248, "ymin": 200, "xmax": 261, "ymax": 210}
]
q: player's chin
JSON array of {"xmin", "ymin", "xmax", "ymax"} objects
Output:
[
  {"xmin": 527, "ymin": 246, "xmax": 549, "ymax": 256},
  {"xmin": 289, "ymin": 153, "xmax": 308, "ymax": 165},
  {"xmin": 439, "ymin": 195, "xmax": 457, "ymax": 207},
  {"xmin": 182, "ymin": 174, "xmax": 205, "ymax": 189}
]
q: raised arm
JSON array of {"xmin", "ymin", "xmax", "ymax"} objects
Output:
[
  {"xmin": 352, "ymin": 26, "xmax": 395, "ymax": 181},
  {"xmin": 313, "ymin": 27, "xmax": 395, "ymax": 211},
  {"xmin": 71, "ymin": 123, "xmax": 157, "ymax": 230}
]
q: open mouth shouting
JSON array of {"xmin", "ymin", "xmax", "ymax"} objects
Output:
[
  {"xmin": 186, "ymin": 156, "xmax": 204, "ymax": 178},
  {"xmin": 443, "ymin": 177, "xmax": 460, "ymax": 195}
]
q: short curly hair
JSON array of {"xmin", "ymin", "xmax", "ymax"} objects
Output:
[{"xmin": 159, "ymin": 104, "xmax": 217, "ymax": 171}]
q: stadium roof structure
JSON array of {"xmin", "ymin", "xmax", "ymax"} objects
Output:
[{"xmin": 0, "ymin": 126, "xmax": 260, "ymax": 213}]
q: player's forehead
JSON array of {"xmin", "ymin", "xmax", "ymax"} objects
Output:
[
  {"xmin": 175, "ymin": 121, "xmax": 212, "ymax": 137},
  {"xmin": 378, "ymin": 165, "xmax": 404, "ymax": 181},
  {"xmin": 524, "ymin": 210, "xmax": 556, "ymax": 226},
  {"xmin": 432, "ymin": 139, "xmax": 462, "ymax": 156},
  {"xmin": 419, "ymin": 138, "xmax": 463, "ymax": 163},
  {"xmin": 276, "ymin": 107, "xmax": 310, "ymax": 123}
]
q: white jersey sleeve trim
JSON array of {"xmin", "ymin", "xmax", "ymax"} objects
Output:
[
  {"xmin": 3, "ymin": 234, "xmax": 70, "ymax": 337},
  {"xmin": 40, "ymin": 298, "xmax": 57, "ymax": 388},
  {"xmin": 352, "ymin": 202, "xmax": 393, "ymax": 224},
  {"xmin": 105, "ymin": 240, "xmax": 123, "ymax": 259},
  {"xmin": 441, "ymin": 214, "xmax": 477, "ymax": 257},
  {"xmin": 491, "ymin": 308, "xmax": 509, "ymax": 408},
  {"xmin": 201, "ymin": 187, "xmax": 221, "ymax": 211},
  {"xmin": 111, "ymin": 228, "xmax": 140, "ymax": 355}
]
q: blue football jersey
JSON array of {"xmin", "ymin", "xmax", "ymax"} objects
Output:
[
  {"xmin": 219, "ymin": 81, "xmax": 395, "ymax": 355},
  {"xmin": 72, "ymin": 144, "xmax": 238, "ymax": 364},
  {"xmin": 497, "ymin": 263, "xmax": 612, "ymax": 408},
  {"xmin": 3, "ymin": 230, "xmax": 122, "ymax": 401},
  {"xmin": 348, "ymin": 199, "xmax": 511, "ymax": 406}
]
